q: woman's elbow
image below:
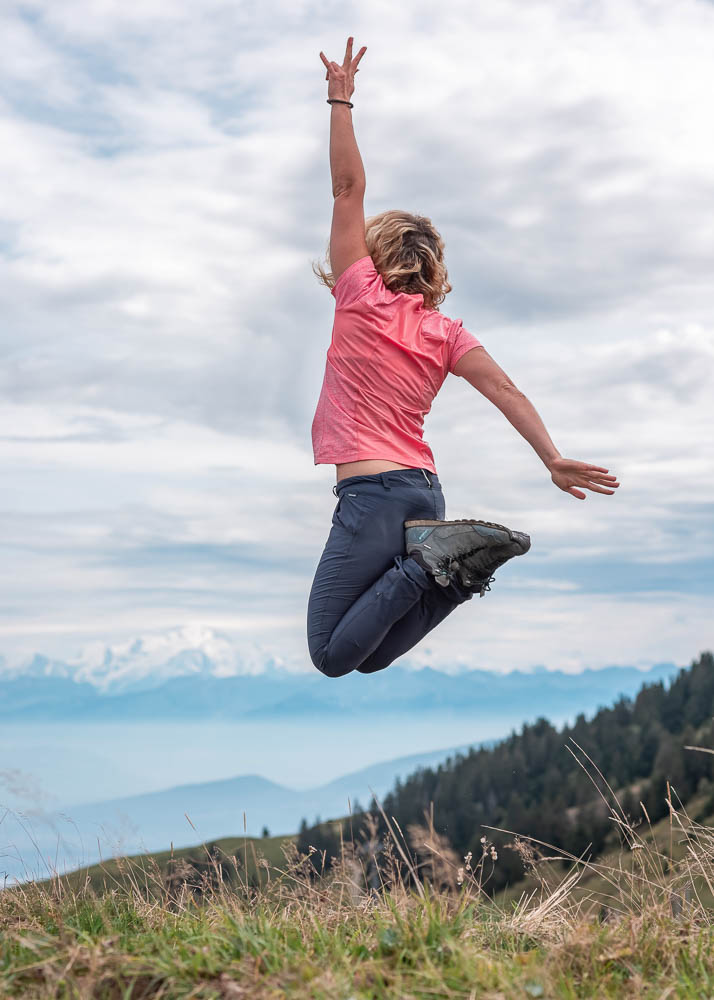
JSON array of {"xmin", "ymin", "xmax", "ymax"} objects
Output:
[{"xmin": 495, "ymin": 379, "xmax": 525, "ymax": 400}]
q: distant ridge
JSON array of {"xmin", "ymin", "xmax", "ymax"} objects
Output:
[
  {"xmin": 0, "ymin": 661, "xmax": 680, "ymax": 721},
  {"xmin": 0, "ymin": 743, "xmax": 478, "ymax": 885}
]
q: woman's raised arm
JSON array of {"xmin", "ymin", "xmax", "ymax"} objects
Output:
[
  {"xmin": 319, "ymin": 37, "xmax": 367, "ymax": 196},
  {"xmin": 319, "ymin": 37, "xmax": 370, "ymax": 282}
]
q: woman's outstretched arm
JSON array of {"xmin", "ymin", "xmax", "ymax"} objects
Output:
[{"xmin": 453, "ymin": 347, "xmax": 620, "ymax": 500}]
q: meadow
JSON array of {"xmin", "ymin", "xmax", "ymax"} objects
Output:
[{"xmin": 3, "ymin": 777, "xmax": 714, "ymax": 999}]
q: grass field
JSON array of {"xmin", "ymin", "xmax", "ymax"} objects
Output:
[{"xmin": 3, "ymin": 785, "xmax": 714, "ymax": 998}]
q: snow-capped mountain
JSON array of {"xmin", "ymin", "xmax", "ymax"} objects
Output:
[{"xmin": 0, "ymin": 625, "xmax": 292, "ymax": 693}]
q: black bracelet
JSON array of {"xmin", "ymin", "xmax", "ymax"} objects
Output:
[{"xmin": 327, "ymin": 99, "xmax": 354, "ymax": 108}]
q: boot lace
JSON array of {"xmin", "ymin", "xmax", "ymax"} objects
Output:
[
  {"xmin": 437, "ymin": 552, "xmax": 496, "ymax": 597},
  {"xmin": 475, "ymin": 575, "xmax": 495, "ymax": 598}
]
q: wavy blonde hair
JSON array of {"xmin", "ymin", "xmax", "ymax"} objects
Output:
[{"xmin": 312, "ymin": 209, "xmax": 452, "ymax": 311}]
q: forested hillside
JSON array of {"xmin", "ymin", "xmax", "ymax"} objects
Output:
[{"xmin": 297, "ymin": 651, "xmax": 714, "ymax": 893}]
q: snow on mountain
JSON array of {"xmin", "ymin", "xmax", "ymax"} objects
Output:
[
  {"xmin": 0, "ymin": 625, "xmax": 293, "ymax": 693},
  {"xmin": 0, "ymin": 624, "xmax": 683, "ymax": 698}
]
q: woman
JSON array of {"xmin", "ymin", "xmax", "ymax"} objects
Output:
[{"xmin": 307, "ymin": 38, "xmax": 620, "ymax": 680}]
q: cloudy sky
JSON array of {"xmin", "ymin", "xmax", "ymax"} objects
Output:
[{"xmin": 0, "ymin": 0, "xmax": 712, "ymax": 675}]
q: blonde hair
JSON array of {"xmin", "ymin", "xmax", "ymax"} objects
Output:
[{"xmin": 312, "ymin": 209, "xmax": 452, "ymax": 311}]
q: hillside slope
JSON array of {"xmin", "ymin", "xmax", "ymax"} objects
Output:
[{"xmin": 297, "ymin": 651, "xmax": 714, "ymax": 894}]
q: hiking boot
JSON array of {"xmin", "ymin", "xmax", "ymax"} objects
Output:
[{"xmin": 404, "ymin": 518, "xmax": 531, "ymax": 595}]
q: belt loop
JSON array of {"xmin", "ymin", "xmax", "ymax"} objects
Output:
[
  {"xmin": 381, "ymin": 473, "xmax": 391, "ymax": 491},
  {"xmin": 421, "ymin": 468, "xmax": 432, "ymax": 488},
  {"xmin": 332, "ymin": 483, "xmax": 339, "ymax": 497}
]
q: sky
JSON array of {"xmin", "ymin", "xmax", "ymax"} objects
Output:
[{"xmin": 0, "ymin": 0, "xmax": 712, "ymax": 675}]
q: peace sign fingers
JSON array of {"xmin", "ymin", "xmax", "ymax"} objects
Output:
[{"xmin": 319, "ymin": 37, "xmax": 367, "ymax": 100}]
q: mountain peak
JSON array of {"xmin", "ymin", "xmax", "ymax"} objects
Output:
[{"xmin": 1, "ymin": 625, "xmax": 291, "ymax": 693}]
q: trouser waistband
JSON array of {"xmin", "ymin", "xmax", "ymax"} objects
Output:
[{"xmin": 333, "ymin": 468, "xmax": 439, "ymax": 496}]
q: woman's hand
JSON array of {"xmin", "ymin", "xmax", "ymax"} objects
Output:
[
  {"xmin": 319, "ymin": 36, "xmax": 367, "ymax": 103},
  {"xmin": 548, "ymin": 457, "xmax": 620, "ymax": 500}
]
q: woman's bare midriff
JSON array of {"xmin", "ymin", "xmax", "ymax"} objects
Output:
[{"xmin": 336, "ymin": 459, "xmax": 415, "ymax": 482}]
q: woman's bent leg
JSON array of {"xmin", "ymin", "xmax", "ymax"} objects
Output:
[
  {"xmin": 307, "ymin": 473, "xmax": 472, "ymax": 678},
  {"xmin": 307, "ymin": 511, "xmax": 432, "ymax": 678},
  {"xmin": 355, "ymin": 485, "xmax": 473, "ymax": 674},
  {"xmin": 313, "ymin": 554, "xmax": 443, "ymax": 677}
]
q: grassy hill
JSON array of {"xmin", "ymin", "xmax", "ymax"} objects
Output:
[
  {"xmin": 36, "ymin": 783, "xmax": 714, "ymax": 914},
  {"xmin": 3, "ymin": 790, "xmax": 714, "ymax": 998},
  {"xmin": 296, "ymin": 650, "xmax": 714, "ymax": 896},
  {"xmin": 34, "ymin": 830, "xmax": 294, "ymax": 897}
]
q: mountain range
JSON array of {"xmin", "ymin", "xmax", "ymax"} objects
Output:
[
  {"xmin": 0, "ymin": 626, "xmax": 283, "ymax": 694},
  {"xmin": 0, "ymin": 649, "xmax": 680, "ymax": 722}
]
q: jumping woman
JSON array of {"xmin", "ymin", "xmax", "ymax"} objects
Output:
[{"xmin": 307, "ymin": 38, "xmax": 620, "ymax": 680}]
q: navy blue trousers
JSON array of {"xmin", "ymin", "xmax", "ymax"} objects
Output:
[{"xmin": 307, "ymin": 468, "xmax": 474, "ymax": 678}]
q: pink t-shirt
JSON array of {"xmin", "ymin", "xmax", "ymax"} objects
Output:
[{"xmin": 311, "ymin": 255, "xmax": 483, "ymax": 474}]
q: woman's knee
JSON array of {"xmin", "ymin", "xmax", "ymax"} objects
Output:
[
  {"xmin": 313, "ymin": 650, "xmax": 354, "ymax": 679},
  {"xmin": 308, "ymin": 635, "xmax": 354, "ymax": 679},
  {"xmin": 320, "ymin": 660, "xmax": 353, "ymax": 679},
  {"xmin": 356, "ymin": 655, "xmax": 390, "ymax": 675}
]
